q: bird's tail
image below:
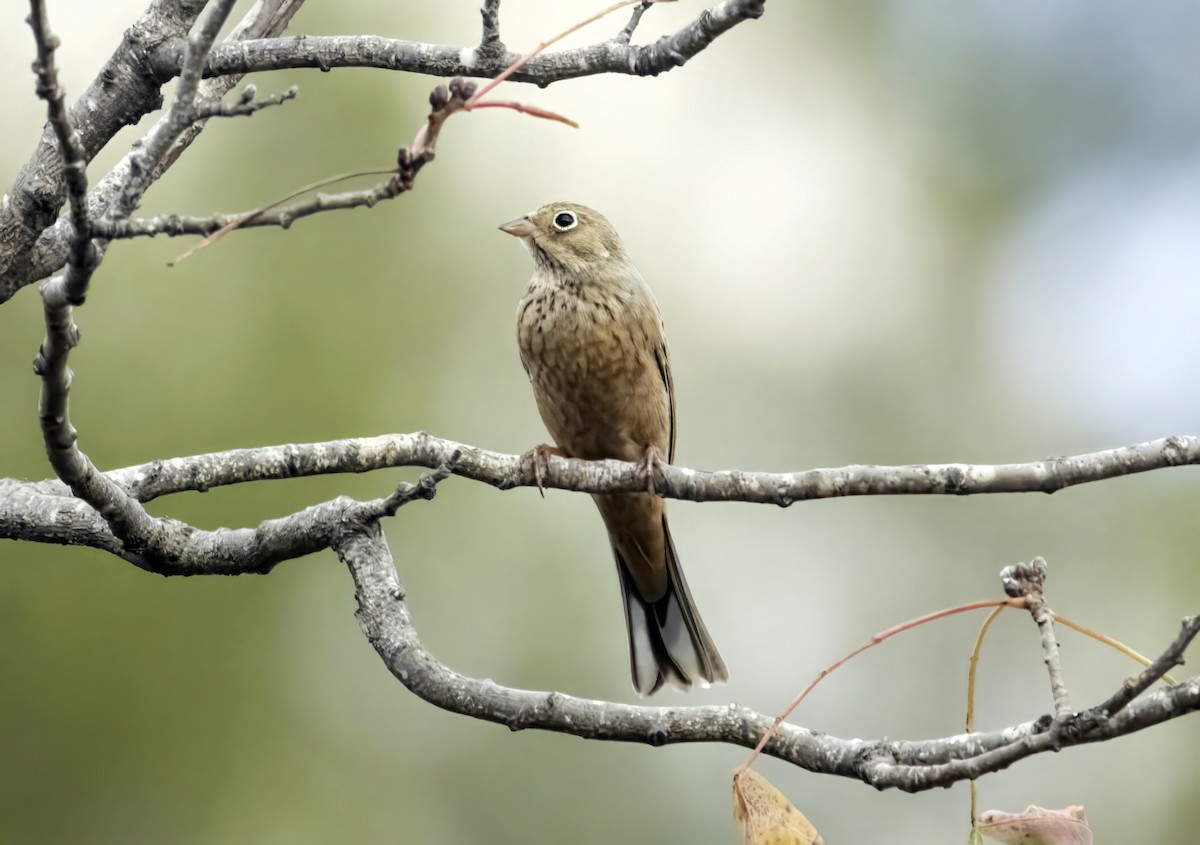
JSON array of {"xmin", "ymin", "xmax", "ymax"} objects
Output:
[{"xmin": 616, "ymin": 516, "xmax": 728, "ymax": 695}]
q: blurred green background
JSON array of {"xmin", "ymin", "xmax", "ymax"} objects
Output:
[{"xmin": 3, "ymin": 1, "xmax": 1200, "ymax": 842}]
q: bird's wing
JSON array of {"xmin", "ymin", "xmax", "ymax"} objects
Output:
[{"xmin": 653, "ymin": 341, "xmax": 676, "ymax": 463}]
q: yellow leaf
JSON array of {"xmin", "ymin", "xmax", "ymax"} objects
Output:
[{"xmin": 732, "ymin": 768, "xmax": 824, "ymax": 845}]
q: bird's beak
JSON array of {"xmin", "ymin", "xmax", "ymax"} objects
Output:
[{"xmin": 499, "ymin": 216, "xmax": 536, "ymax": 238}]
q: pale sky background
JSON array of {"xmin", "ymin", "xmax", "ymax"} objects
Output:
[{"xmin": 1, "ymin": 1, "xmax": 1198, "ymax": 843}]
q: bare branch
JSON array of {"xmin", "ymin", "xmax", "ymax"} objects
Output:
[
  {"xmin": 338, "ymin": 523, "xmax": 1200, "ymax": 791},
  {"xmin": 0, "ymin": 471, "xmax": 444, "ymax": 574},
  {"xmin": 25, "ymin": 76, "xmax": 479, "ymax": 568},
  {"xmin": 115, "ymin": 0, "xmax": 241, "ymax": 216},
  {"xmin": 617, "ymin": 1, "xmax": 652, "ymax": 44},
  {"xmin": 25, "ymin": 6, "xmax": 163, "ymax": 565},
  {"xmin": 1, "ymin": 0, "xmax": 307, "ymax": 304},
  {"xmin": 148, "ymin": 0, "xmax": 766, "ymax": 84},
  {"xmin": 26, "ymin": 0, "xmax": 242, "ymax": 567},
  {"xmin": 1097, "ymin": 615, "xmax": 1200, "ymax": 717},
  {"xmin": 1002, "ymin": 558, "xmax": 1072, "ymax": 718},
  {"xmin": 27, "ymin": 0, "xmax": 97, "ymax": 301},
  {"xmin": 1, "ymin": 0, "xmax": 757, "ymax": 303},
  {"xmin": 480, "ymin": 0, "xmax": 503, "ymax": 56},
  {"xmin": 71, "ymin": 431, "xmax": 1200, "ymax": 507},
  {"xmin": 0, "ymin": 0, "xmax": 207, "ymax": 304},
  {"xmin": 94, "ymin": 175, "xmax": 405, "ymax": 242},
  {"xmin": 147, "ymin": 0, "xmax": 306, "ymax": 187},
  {"xmin": 192, "ymin": 83, "xmax": 298, "ymax": 119},
  {"xmin": 5, "ymin": 431, "xmax": 1197, "ymax": 569}
]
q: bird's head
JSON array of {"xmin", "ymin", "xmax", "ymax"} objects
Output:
[{"xmin": 500, "ymin": 202, "xmax": 631, "ymax": 283}]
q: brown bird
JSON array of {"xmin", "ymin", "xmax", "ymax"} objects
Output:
[{"xmin": 500, "ymin": 201, "xmax": 728, "ymax": 695}]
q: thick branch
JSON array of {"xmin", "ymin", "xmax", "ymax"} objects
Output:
[
  {"xmin": 337, "ymin": 523, "xmax": 1200, "ymax": 791},
  {"xmin": 0, "ymin": 473, "xmax": 442, "ymax": 575},
  {"xmin": 27, "ymin": 0, "xmax": 96, "ymax": 299},
  {"xmin": 1, "ymin": 0, "xmax": 306, "ymax": 304},
  {"xmin": 149, "ymin": 0, "xmax": 765, "ymax": 84},
  {"xmin": 1, "ymin": 0, "xmax": 206, "ymax": 303}
]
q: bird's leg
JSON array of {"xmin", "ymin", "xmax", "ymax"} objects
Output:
[
  {"xmin": 520, "ymin": 443, "xmax": 565, "ymax": 498},
  {"xmin": 635, "ymin": 444, "xmax": 667, "ymax": 495}
]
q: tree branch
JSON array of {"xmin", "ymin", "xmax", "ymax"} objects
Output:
[
  {"xmin": 339, "ymin": 523, "xmax": 1200, "ymax": 791},
  {"xmin": 0, "ymin": 0, "xmax": 306, "ymax": 304},
  {"xmin": 114, "ymin": 0, "xmax": 242, "ymax": 217},
  {"xmin": 27, "ymin": 0, "xmax": 96, "ymax": 299},
  {"xmin": 1, "ymin": 0, "xmax": 759, "ymax": 303},
  {"xmin": 191, "ymin": 83, "xmax": 299, "ymax": 119},
  {"xmin": 617, "ymin": 1, "xmax": 653, "ymax": 44},
  {"xmin": 1096, "ymin": 615, "xmax": 1200, "ymax": 717},
  {"xmin": 1, "ymin": 0, "xmax": 207, "ymax": 303},
  {"xmin": 148, "ymin": 0, "xmax": 766, "ymax": 84},
  {"xmin": 1003, "ymin": 558, "xmax": 1073, "ymax": 719},
  {"xmin": 28, "ymin": 0, "xmax": 261, "ymax": 570},
  {"xmin": 4, "ymin": 432, "xmax": 1196, "ymax": 561},
  {"xmin": 479, "ymin": 0, "xmax": 503, "ymax": 57},
  {"xmin": 80, "ymin": 431, "xmax": 1200, "ymax": 506}
]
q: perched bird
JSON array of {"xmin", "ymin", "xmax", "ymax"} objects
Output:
[{"xmin": 500, "ymin": 202, "xmax": 728, "ymax": 695}]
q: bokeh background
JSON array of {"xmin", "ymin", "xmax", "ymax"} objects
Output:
[{"xmin": 3, "ymin": 1, "xmax": 1200, "ymax": 842}]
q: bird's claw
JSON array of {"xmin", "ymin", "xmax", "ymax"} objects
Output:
[
  {"xmin": 636, "ymin": 445, "xmax": 667, "ymax": 495},
  {"xmin": 520, "ymin": 443, "xmax": 559, "ymax": 498}
]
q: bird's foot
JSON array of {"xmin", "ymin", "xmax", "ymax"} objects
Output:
[
  {"xmin": 635, "ymin": 445, "xmax": 667, "ymax": 495},
  {"xmin": 520, "ymin": 443, "xmax": 565, "ymax": 498}
]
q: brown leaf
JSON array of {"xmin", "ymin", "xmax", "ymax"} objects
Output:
[
  {"xmin": 977, "ymin": 804, "xmax": 1092, "ymax": 845},
  {"xmin": 732, "ymin": 768, "xmax": 825, "ymax": 845}
]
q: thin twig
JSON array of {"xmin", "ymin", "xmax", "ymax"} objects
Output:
[
  {"xmin": 165, "ymin": 167, "xmax": 400, "ymax": 263},
  {"xmin": 1002, "ymin": 558, "xmax": 1072, "ymax": 718},
  {"xmin": 1096, "ymin": 615, "xmax": 1200, "ymax": 717},
  {"xmin": 168, "ymin": 77, "xmax": 482, "ymax": 263},
  {"xmin": 1051, "ymin": 611, "xmax": 1176, "ymax": 684},
  {"xmin": 193, "ymin": 84, "xmax": 299, "ymax": 119},
  {"xmin": 480, "ymin": 0, "xmax": 503, "ymax": 55},
  {"xmin": 617, "ymin": 1, "xmax": 652, "ymax": 43},
  {"xmin": 967, "ymin": 605, "xmax": 1006, "ymax": 830},
  {"xmin": 737, "ymin": 599, "xmax": 1016, "ymax": 777}
]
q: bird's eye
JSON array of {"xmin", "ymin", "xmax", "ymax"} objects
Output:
[{"xmin": 553, "ymin": 211, "xmax": 578, "ymax": 231}]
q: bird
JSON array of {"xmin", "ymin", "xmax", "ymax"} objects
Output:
[{"xmin": 500, "ymin": 201, "xmax": 728, "ymax": 695}]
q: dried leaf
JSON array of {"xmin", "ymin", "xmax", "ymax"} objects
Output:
[
  {"xmin": 977, "ymin": 804, "xmax": 1092, "ymax": 845},
  {"xmin": 732, "ymin": 768, "xmax": 824, "ymax": 845}
]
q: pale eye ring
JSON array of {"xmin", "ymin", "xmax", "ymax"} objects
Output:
[{"xmin": 552, "ymin": 211, "xmax": 578, "ymax": 231}]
